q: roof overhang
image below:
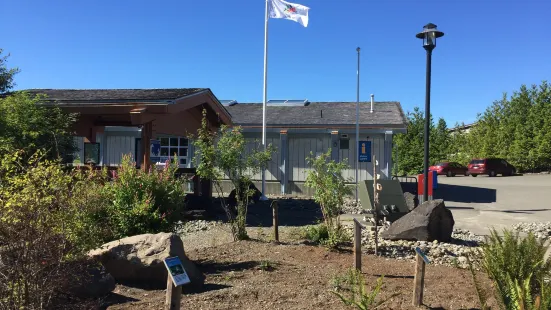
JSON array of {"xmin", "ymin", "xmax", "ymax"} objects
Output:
[{"xmin": 37, "ymin": 89, "xmax": 232, "ymax": 127}]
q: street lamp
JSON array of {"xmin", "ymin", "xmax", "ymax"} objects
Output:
[{"xmin": 416, "ymin": 23, "xmax": 444, "ymax": 203}]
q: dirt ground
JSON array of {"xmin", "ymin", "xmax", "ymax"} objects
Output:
[{"xmin": 103, "ymin": 238, "xmax": 496, "ymax": 310}]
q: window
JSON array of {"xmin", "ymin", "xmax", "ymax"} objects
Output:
[
  {"xmin": 340, "ymin": 139, "xmax": 349, "ymax": 150},
  {"xmin": 159, "ymin": 136, "xmax": 189, "ymax": 166},
  {"xmin": 84, "ymin": 142, "xmax": 100, "ymax": 165}
]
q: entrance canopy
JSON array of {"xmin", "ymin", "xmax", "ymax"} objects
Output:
[{"xmin": 25, "ymin": 88, "xmax": 232, "ymax": 169}]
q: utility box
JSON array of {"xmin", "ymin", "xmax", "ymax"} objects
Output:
[{"xmin": 358, "ymin": 179, "xmax": 409, "ymax": 222}]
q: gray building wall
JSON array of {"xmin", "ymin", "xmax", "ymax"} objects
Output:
[{"xmin": 233, "ymin": 129, "xmax": 395, "ymax": 197}]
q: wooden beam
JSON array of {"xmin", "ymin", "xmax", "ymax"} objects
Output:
[
  {"xmin": 272, "ymin": 201, "xmax": 279, "ymax": 242},
  {"xmin": 141, "ymin": 122, "xmax": 152, "ymax": 171},
  {"xmin": 412, "ymin": 253, "xmax": 426, "ymax": 306},
  {"xmin": 165, "ymin": 276, "xmax": 181, "ymax": 310}
]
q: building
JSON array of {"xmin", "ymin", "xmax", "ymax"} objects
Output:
[
  {"xmin": 24, "ymin": 88, "xmax": 231, "ymax": 170},
  {"xmin": 224, "ymin": 100, "xmax": 407, "ymax": 196},
  {"xmin": 448, "ymin": 122, "xmax": 476, "ymax": 135},
  {"xmin": 22, "ymin": 89, "xmax": 407, "ymax": 196}
]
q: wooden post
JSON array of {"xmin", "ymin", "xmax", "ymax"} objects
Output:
[
  {"xmin": 271, "ymin": 201, "xmax": 279, "ymax": 242},
  {"xmin": 412, "ymin": 252, "xmax": 426, "ymax": 307},
  {"xmin": 165, "ymin": 276, "xmax": 182, "ymax": 310},
  {"xmin": 141, "ymin": 122, "xmax": 152, "ymax": 172},
  {"xmin": 353, "ymin": 218, "xmax": 362, "ymax": 271}
]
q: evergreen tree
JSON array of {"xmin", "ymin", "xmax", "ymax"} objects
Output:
[{"xmin": 0, "ymin": 49, "xmax": 20, "ymax": 93}]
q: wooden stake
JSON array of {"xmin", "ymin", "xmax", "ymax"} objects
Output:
[
  {"xmin": 271, "ymin": 201, "xmax": 279, "ymax": 242},
  {"xmin": 165, "ymin": 276, "xmax": 182, "ymax": 310},
  {"xmin": 412, "ymin": 253, "xmax": 426, "ymax": 307},
  {"xmin": 353, "ymin": 218, "xmax": 362, "ymax": 271}
]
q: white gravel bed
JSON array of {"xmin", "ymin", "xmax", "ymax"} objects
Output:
[
  {"xmin": 513, "ymin": 222, "xmax": 551, "ymax": 240},
  {"xmin": 343, "ymin": 224, "xmax": 484, "ymax": 269}
]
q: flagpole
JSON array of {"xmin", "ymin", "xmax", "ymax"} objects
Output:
[
  {"xmin": 260, "ymin": 0, "xmax": 269, "ymax": 200},
  {"xmin": 355, "ymin": 47, "xmax": 360, "ymax": 203}
]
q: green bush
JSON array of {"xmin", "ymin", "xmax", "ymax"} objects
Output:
[
  {"xmin": 481, "ymin": 228, "xmax": 551, "ymax": 309},
  {"xmin": 305, "ymin": 150, "xmax": 352, "ymax": 249},
  {"xmin": 0, "ymin": 151, "xmax": 105, "ymax": 309},
  {"xmin": 303, "ymin": 223, "xmax": 330, "ymax": 243},
  {"xmin": 302, "ymin": 223, "xmax": 350, "ymax": 248},
  {"xmin": 99, "ymin": 154, "xmax": 188, "ymax": 239},
  {"xmin": 0, "ymin": 92, "xmax": 77, "ymax": 162}
]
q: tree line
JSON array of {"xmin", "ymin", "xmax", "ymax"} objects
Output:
[{"xmin": 393, "ymin": 81, "xmax": 551, "ymax": 175}]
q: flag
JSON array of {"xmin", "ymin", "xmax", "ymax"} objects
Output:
[{"xmin": 269, "ymin": 0, "xmax": 310, "ymax": 27}]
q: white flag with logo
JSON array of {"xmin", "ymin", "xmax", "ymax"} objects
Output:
[{"xmin": 269, "ymin": 0, "xmax": 310, "ymax": 27}]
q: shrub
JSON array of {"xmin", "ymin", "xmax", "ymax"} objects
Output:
[
  {"xmin": 0, "ymin": 151, "xmax": 104, "ymax": 309},
  {"xmin": 481, "ymin": 228, "xmax": 551, "ymax": 309},
  {"xmin": 193, "ymin": 109, "xmax": 273, "ymax": 241},
  {"xmin": 305, "ymin": 150, "xmax": 352, "ymax": 248},
  {"xmin": 331, "ymin": 269, "xmax": 398, "ymax": 309},
  {"xmin": 302, "ymin": 223, "xmax": 350, "ymax": 248},
  {"xmin": 99, "ymin": 154, "xmax": 188, "ymax": 240},
  {"xmin": 0, "ymin": 92, "xmax": 77, "ymax": 162}
]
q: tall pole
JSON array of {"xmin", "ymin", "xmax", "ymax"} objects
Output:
[
  {"xmin": 261, "ymin": 0, "xmax": 269, "ymax": 200},
  {"xmin": 355, "ymin": 47, "xmax": 360, "ymax": 203},
  {"xmin": 423, "ymin": 47, "xmax": 433, "ymax": 203}
]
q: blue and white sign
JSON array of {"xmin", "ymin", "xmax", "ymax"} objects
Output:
[
  {"xmin": 358, "ymin": 141, "xmax": 371, "ymax": 162},
  {"xmin": 164, "ymin": 257, "xmax": 191, "ymax": 286},
  {"xmin": 150, "ymin": 139, "xmax": 161, "ymax": 163},
  {"xmin": 415, "ymin": 247, "xmax": 431, "ymax": 264}
]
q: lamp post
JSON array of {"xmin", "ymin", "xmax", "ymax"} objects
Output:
[{"xmin": 416, "ymin": 23, "xmax": 444, "ymax": 203}]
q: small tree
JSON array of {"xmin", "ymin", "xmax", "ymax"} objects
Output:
[
  {"xmin": 0, "ymin": 48, "xmax": 20, "ymax": 93},
  {"xmin": 193, "ymin": 109, "xmax": 273, "ymax": 241},
  {"xmin": 305, "ymin": 149, "xmax": 352, "ymax": 247},
  {"xmin": 0, "ymin": 92, "xmax": 77, "ymax": 162}
]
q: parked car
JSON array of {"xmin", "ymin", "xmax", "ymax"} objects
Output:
[
  {"xmin": 467, "ymin": 158, "xmax": 516, "ymax": 177},
  {"xmin": 429, "ymin": 162, "xmax": 468, "ymax": 177}
]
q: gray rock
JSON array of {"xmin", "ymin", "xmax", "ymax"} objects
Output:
[
  {"xmin": 89, "ymin": 232, "xmax": 205, "ymax": 292},
  {"xmin": 380, "ymin": 199, "xmax": 454, "ymax": 242},
  {"xmin": 403, "ymin": 192, "xmax": 418, "ymax": 211}
]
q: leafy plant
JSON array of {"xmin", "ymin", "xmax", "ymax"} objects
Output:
[
  {"xmin": 305, "ymin": 150, "xmax": 352, "ymax": 248},
  {"xmin": 99, "ymin": 154, "xmax": 188, "ymax": 240},
  {"xmin": 0, "ymin": 48, "xmax": 20, "ymax": 93},
  {"xmin": 331, "ymin": 269, "xmax": 398, "ymax": 309},
  {"xmin": 481, "ymin": 228, "xmax": 551, "ymax": 309},
  {"xmin": 0, "ymin": 151, "xmax": 105, "ymax": 309},
  {"xmin": 302, "ymin": 223, "xmax": 350, "ymax": 248},
  {"xmin": 192, "ymin": 109, "xmax": 274, "ymax": 241},
  {"xmin": 0, "ymin": 92, "xmax": 77, "ymax": 162}
]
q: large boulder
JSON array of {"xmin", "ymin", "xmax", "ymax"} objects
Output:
[
  {"xmin": 89, "ymin": 233, "xmax": 205, "ymax": 292},
  {"xmin": 381, "ymin": 199, "xmax": 454, "ymax": 242}
]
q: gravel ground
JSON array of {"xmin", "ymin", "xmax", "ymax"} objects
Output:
[
  {"xmin": 513, "ymin": 222, "xmax": 551, "ymax": 239},
  {"xmin": 342, "ymin": 223, "xmax": 484, "ymax": 269}
]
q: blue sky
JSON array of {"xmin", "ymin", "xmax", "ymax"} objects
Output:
[{"xmin": 2, "ymin": 0, "xmax": 550, "ymax": 125}]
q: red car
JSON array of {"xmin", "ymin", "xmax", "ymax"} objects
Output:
[
  {"xmin": 467, "ymin": 158, "xmax": 516, "ymax": 177},
  {"xmin": 429, "ymin": 162, "xmax": 468, "ymax": 177}
]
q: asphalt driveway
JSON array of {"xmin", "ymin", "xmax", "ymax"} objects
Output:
[{"xmin": 435, "ymin": 174, "xmax": 551, "ymax": 235}]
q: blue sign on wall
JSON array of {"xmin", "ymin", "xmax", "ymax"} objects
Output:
[
  {"xmin": 150, "ymin": 139, "xmax": 161, "ymax": 163},
  {"xmin": 358, "ymin": 141, "xmax": 371, "ymax": 162}
]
